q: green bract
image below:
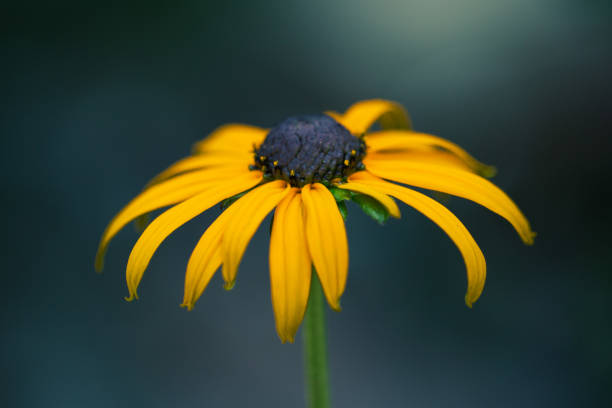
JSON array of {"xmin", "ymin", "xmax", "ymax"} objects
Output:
[{"xmin": 329, "ymin": 186, "xmax": 390, "ymax": 225}]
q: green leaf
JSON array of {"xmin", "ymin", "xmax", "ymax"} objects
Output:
[
  {"xmin": 337, "ymin": 201, "xmax": 348, "ymax": 220},
  {"xmin": 351, "ymin": 193, "xmax": 389, "ymax": 225},
  {"xmin": 328, "ymin": 186, "xmax": 353, "ymax": 202}
]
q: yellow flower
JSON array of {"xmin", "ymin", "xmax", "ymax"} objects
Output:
[{"xmin": 95, "ymin": 99, "xmax": 535, "ymax": 343}]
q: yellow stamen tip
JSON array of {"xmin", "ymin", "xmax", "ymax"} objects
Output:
[
  {"xmin": 351, "ymin": 149, "xmax": 356, "ymax": 155},
  {"xmin": 290, "ymin": 169, "xmax": 295, "ymax": 176},
  {"xmin": 260, "ymin": 155, "xmax": 266, "ymax": 161},
  {"xmin": 273, "ymin": 160, "xmax": 278, "ymax": 166},
  {"xmin": 343, "ymin": 159, "xmax": 349, "ymax": 166}
]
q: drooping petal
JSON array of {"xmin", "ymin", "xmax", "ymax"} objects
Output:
[
  {"xmin": 124, "ymin": 171, "xmax": 263, "ymax": 300},
  {"xmin": 336, "ymin": 182, "xmax": 401, "ymax": 218},
  {"xmin": 221, "ymin": 180, "xmax": 291, "ymax": 288},
  {"xmin": 302, "ymin": 183, "xmax": 348, "ymax": 311},
  {"xmin": 145, "ymin": 153, "xmax": 252, "ymax": 186},
  {"xmin": 95, "ymin": 167, "xmax": 249, "ymax": 272},
  {"xmin": 269, "ymin": 189, "xmax": 312, "ymax": 343},
  {"xmin": 192, "ymin": 124, "xmax": 268, "ymax": 154},
  {"xmin": 348, "ymin": 171, "xmax": 486, "ymax": 306},
  {"xmin": 328, "ymin": 99, "xmax": 412, "ymax": 135},
  {"xmin": 366, "ymin": 130, "xmax": 496, "ymax": 177},
  {"xmin": 181, "ymin": 200, "xmax": 240, "ymax": 310},
  {"xmin": 360, "ymin": 160, "xmax": 536, "ymax": 244}
]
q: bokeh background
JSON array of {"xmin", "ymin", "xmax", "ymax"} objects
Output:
[{"xmin": 2, "ymin": 1, "xmax": 611, "ymax": 407}]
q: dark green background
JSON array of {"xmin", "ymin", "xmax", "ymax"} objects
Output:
[{"xmin": 3, "ymin": 1, "xmax": 611, "ymax": 407}]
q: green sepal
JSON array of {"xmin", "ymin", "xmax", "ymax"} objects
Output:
[
  {"xmin": 351, "ymin": 193, "xmax": 389, "ymax": 225},
  {"xmin": 328, "ymin": 186, "xmax": 350, "ymax": 220},
  {"xmin": 336, "ymin": 201, "xmax": 348, "ymax": 220},
  {"xmin": 220, "ymin": 190, "xmax": 248, "ymax": 210},
  {"xmin": 328, "ymin": 186, "xmax": 353, "ymax": 202}
]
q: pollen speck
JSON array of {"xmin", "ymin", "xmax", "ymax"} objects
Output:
[{"xmin": 344, "ymin": 159, "xmax": 349, "ymax": 166}]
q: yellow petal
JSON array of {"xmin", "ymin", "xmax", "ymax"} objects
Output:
[
  {"xmin": 269, "ymin": 189, "xmax": 312, "ymax": 343},
  {"xmin": 336, "ymin": 182, "xmax": 401, "ymax": 218},
  {"xmin": 301, "ymin": 183, "xmax": 348, "ymax": 311},
  {"xmin": 146, "ymin": 153, "xmax": 252, "ymax": 187},
  {"xmin": 192, "ymin": 124, "xmax": 268, "ymax": 154},
  {"xmin": 330, "ymin": 99, "xmax": 412, "ymax": 135},
  {"xmin": 366, "ymin": 150, "xmax": 474, "ymax": 173},
  {"xmin": 182, "ymin": 201, "xmax": 239, "ymax": 310},
  {"xmin": 361, "ymin": 160, "xmax": 536, "ymax": 244},
  {"xmin": 221, "ymin": 181, "xmax": 291, "ymax": 288},
  {"xmin": 132, "ymin": 165, "xmax": 249, "ymax": 233},
  {"xmin": 348, "ymin": 171, "xmax": 486, "ymax": 306},
  {"xmin": 366, "ymin": 130, "xmax": 496, "ymax": 177},
  {"xmin": 124, "ymin": 171, "xmax": 263, "ymax": 300},
  {"xmin": 95, "ymin": 167, "xmax": 247, "ymax": 272}
]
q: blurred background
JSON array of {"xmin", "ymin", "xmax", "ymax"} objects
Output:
[{"xmin": 2, "ymin": 0, "xmax": 611, "ymax": 407}]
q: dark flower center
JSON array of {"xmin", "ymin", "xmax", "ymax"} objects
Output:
[{"xmin": 253, "ymin": 114, "xmax": 366, "ymax": 187}]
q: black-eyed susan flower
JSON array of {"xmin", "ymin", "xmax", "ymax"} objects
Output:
[{"xmin": 96, "ymin": 99, "xmax": 534, "ymax": 344}]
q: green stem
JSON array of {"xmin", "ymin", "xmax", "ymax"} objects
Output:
[{"xmin": 303, "ymin": 272, "xmax": 331, "ymax": 408}]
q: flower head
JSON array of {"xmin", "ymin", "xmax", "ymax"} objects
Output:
[
  {"xmin": 96, "ymin": 99, "xmax": 534, "ymax": 343},
  {"xmin": 253, "ymin": 114, "xmax": 366, "ymax": 186}
]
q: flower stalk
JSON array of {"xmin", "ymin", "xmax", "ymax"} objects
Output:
[{"xmin": 303, "ymin": 272, "xmax": 331, "ymax": 408}]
